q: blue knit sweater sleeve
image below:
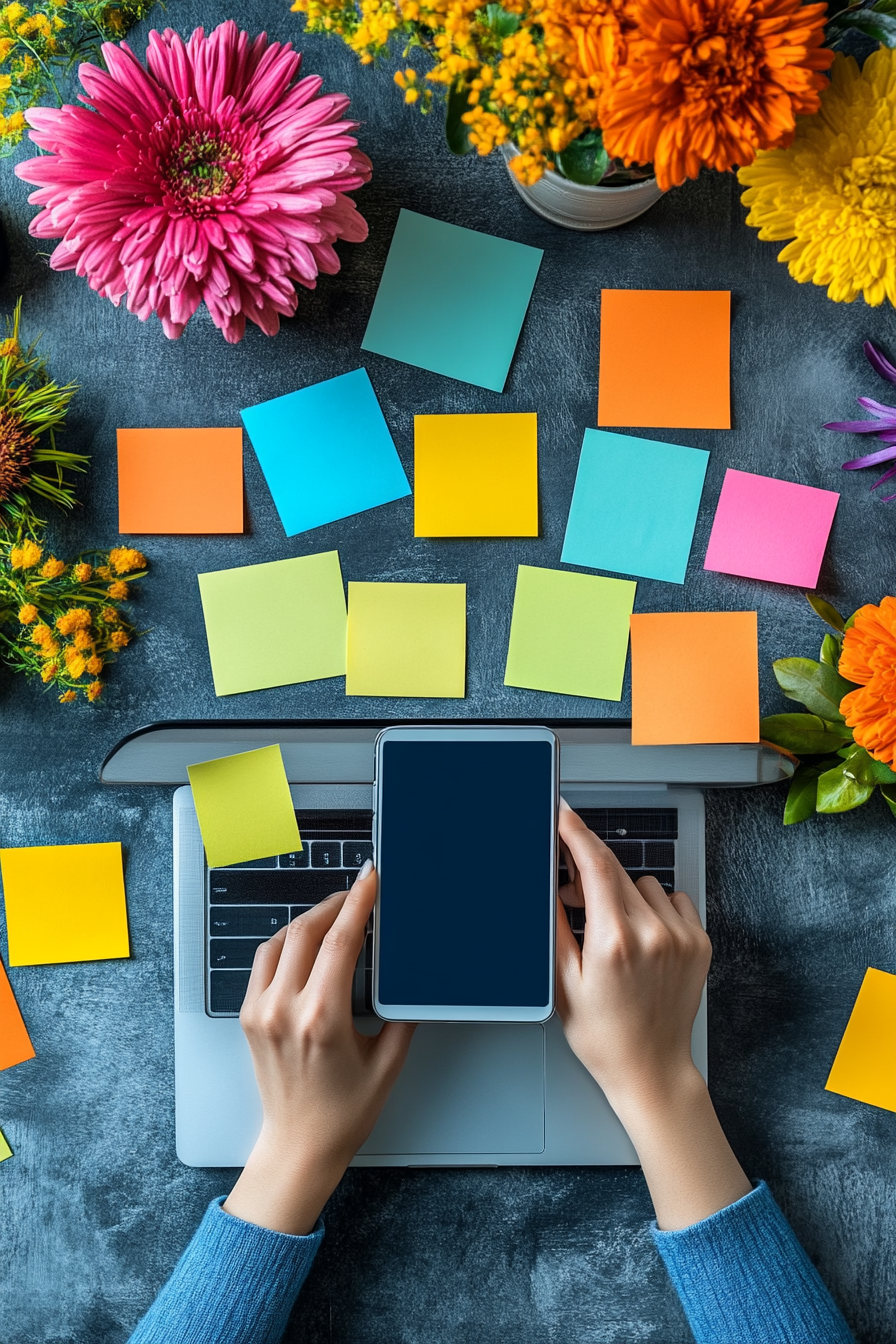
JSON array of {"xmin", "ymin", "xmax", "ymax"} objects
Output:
[
  {"xmin": 653, "ymin": 1181, "xmax": 854, "ymax": 1344},
  {"xmin": 126, "ymin": 1197, "xmax": 323, "ymax": 1344}
]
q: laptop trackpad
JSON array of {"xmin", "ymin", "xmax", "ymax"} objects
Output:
[{"xmin": 358, "ymin": 1023, "xmax": 545, "ymax": 1155}]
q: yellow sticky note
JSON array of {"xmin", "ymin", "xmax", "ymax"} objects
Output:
[
  {"xmin": 0, "ymin": 1125, "xmax": 13, "ymax": 1162},
  {"xmin": 825, "ymin": 968, "xmax": 896, "ymax": 1112},
  {"xmin": 346, "ymin": 582, "xmax": 466, "ymax": 698},
  {"xmin": 414, "ymin": 413, "xmax": 538, "ymax": 537},
  {"xmin": 187, "ymin": 745, "xmax": 302, "ymax": 869},
  {"xmin": 1, "ymin": 843, "xmax": 129, "ymax": 966}
]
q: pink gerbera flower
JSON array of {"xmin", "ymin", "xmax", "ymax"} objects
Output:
[{"xmin": 16, "ymin": 20, "xmax": 371, "ymax": 343}]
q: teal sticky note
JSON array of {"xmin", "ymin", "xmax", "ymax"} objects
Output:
[
  {"xmin": 241, "ymin": 368, "xmax": 411, "ymax": 538},
  {"xmin": 561, "ymin": 429, "xmax": 709, "ymax": 584},
  {"xmin": 361, "ymin": 210, "xmax": 543, "ymax": 393}
]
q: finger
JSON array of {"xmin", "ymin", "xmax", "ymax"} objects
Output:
[
  {"xmin": 271, "ymin": 888, "xmax": 350, "ymax": 996},
  {"xmin": 633, "ymin": 874, "xmax": 681, "ymax": 926},
  {"xmin": 559, "ymin": 877, "xmax": 583, "ymax": 909},
  {"xmin": 368, "ymin": 1020, "xmax": 416, "ymax": 1085},
  {"xmin": 668, "ymin": 887, "xmax": 704, "ymax": 930},
  {"xmin": 305, "ymin": 863, "xmax": 378, "ymax": 1000},
  {"xmin": 554, "ymin": 893, "xmax": 581, "ymax": 1024},
  {"xmin": 242, "ymin": 922, "xmax": 290, "ymax": 1009},
  {"xmin": 559, "ymin": 804, "xmax": 630, "ymax": 923},
  {"xmin": 558, "ymin": 799, "xmax": 578, "ymax": 888}
]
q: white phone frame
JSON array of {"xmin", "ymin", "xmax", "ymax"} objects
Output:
[{"xmin": 372, "ymin": 723, "xmax": 559, "ymax": 1024}]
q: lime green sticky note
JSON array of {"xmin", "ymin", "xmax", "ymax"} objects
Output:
[
  {"xmin": 504, "ymin": 565, "xmax": 636, "ymax": 700},
  {"xmin": 0, "ymin": 1125, "xmax": 12, "ymax": 1162},
  {"xmin": 187, "ymin": 745, "xmax": 302, "ymax": 868},
  {"xmin": 346, "ymin": 582, "xmax": 466, "ymax": 697},
  {"xmin": 198, "ymin": 551, "xmax": 347, "ymax": 696}
]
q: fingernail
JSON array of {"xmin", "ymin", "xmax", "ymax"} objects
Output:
[
  {"xmin": 559, "ymin": 796, "xmax": 571, "ymax": 812},
  {"xmin": 356, "ymin": 858, "xmax": 374, "ymax": 881}
]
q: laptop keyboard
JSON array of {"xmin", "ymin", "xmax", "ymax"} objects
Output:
[{"xmin": 204, "ymin": 806, "xmax": 677, "ymax": 1016}]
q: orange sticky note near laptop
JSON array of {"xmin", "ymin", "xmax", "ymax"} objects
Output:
[
  {"xmin": 598, "ymin": 290, "xmax": 731, "ymax": 430},
  {"xmin": 825, "ymin": 968, "xmax": 896, "ymax": 1112},
  {"xmin": 630, "ymin": 611, "xmax": 759, "ymax": 744},
  {"xmin": 0, "ymin": 956, "xmax": 35, "ymax": 1072},
  {"xmin": 118, "ymin": 428, "xmax": 243, "ymax": 533}
]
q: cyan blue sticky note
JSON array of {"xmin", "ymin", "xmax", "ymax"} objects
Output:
[
  {"xmin": 561, "ymin": 429, "xmax": 709, "ymax": 584},
  {"xmin": 361, "ymin": 210, "xmax": 543, "ymax": 393},
  {"xmin": 241, "ymin": 369, "xmax": 411, "ymax": 538}
]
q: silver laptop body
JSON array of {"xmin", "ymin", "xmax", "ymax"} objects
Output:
[{"xmin": 101, "ymin": 722, "xmax": 790, "ymax": 1168}]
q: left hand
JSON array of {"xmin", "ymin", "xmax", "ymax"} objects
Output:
[{"xmin": 224, "ymin": 862, "xmax": 415, "ymax": 1235}]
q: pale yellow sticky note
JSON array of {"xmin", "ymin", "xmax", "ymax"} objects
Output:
[
  {"xmin": 0, "ymin": 1125, "xmax": 13, "ymax": 1162},
  {"xmin": 187, "ymin": 745, "xmax": 302, "ymax": 869},
  {"xmin": 825, "ymin": 968, "xmax": 896, "ymax": 1112},
  {"xmin": 346, "ymin": 582, "xmax": 466, "ymax": 697},
  {"xmin": 414, "ymin": 412, "xmax": 538, "ymax": 537},
  {"xmin": 0, "ymin": 842, "xmax": 129, "ymax": 967}
]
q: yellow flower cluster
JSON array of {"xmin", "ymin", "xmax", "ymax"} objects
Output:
[{"xmin": 291, "ymin": 0, "xmax": 620, "ymax": 182}]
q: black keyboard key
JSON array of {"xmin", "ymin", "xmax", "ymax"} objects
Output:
[
  {"xmin": 279, "ymin": 849, "xmax": 309, "ymax": 868},
  {"xmin": 311, "ymin": 841, "xmax": 342, "ymax": 868},
  {"xmin": 209, "ymin": 906, "xmax": 290, "ymax": 937},
  {"xmin": 632, "ymin": 869, "xmax": 676, "ymax": 893},
  {"xmin": 289, "ymin": 904, "xmax": 315, "ymax": 921},
  {"xmin": 578, "ymin": 808, "xmax": 678, "ymax": 840},
  {"xmin": 210, "ymin": 938, "xmax": 267, "ymax": 969},
  {"xmin": 217, "ymin": 856, "xmax": 277, "ymax": 869},
  {"xmin": 343, "ymin": 841, "xmax": 373, "ymax": 870},
  {"xmin": 210, "ymin": 969, "xmax": 251, "ymax": 1014},
  {"xmin": 209, "ymin": 870, "xmax": 352, "ymax": 903},
  {"xmin": 605, "ymin": 840, "xmax": 643, "ymax": 868},
  {"xmin": 645, "ymin": 841, "xmax": 675, "ymax": 868},
  {"xmin": 565, "ymin": 905, "xmax": 586, "ymax": 934}
]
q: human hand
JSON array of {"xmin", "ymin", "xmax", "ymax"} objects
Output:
[
  {"xmin": 224, "ymin": 861, "xmax": 415, "ymax": 1235},
  {"xmin": 555, "ymin": 800, "xmax": 750, "ymax": 1230}
]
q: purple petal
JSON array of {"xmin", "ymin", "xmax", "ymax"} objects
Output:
[
  {"xmin": 856, "ymin": 396, "xmax": 896, "ymax": 421},
  {"xmin": 879, "ymin": 488, "xmax": 896, "ymax": 501},
  {"xmin": 872, "ymin": 465, "xmax": 896, "ymax": 491},
  {"xmin": 864, "ymin": 340, "xmax": 896, "ymax": 386},
  {"xmin": 842, "ymin": 443, "xmax": 896, "ymax": 469},
  {"xmin": 825, "ymin": 419, "xmax": 891, "ymax": 433}
]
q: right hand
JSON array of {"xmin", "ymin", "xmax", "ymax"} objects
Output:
[{"xmin": 555, "ymin": 799, "xmax": 712, "ymax": 1115}]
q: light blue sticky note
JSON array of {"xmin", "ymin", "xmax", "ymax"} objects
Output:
[
  {"xmin": 241, "ymin": 369, "xmax": 411, "ymax": 538},
  {"xmin": 561, "ymin": 429, "xmax": 709, "ymax": 584},
  {"xmin": 361, "ymin": 210, "xmax": 543, "ymax": 393}
]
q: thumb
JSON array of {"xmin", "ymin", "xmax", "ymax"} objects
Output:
[{"xmin": 371, "ymin": 1020, "xmax": 416, "ymax": 1084}]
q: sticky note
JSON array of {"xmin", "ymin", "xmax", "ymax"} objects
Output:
[
  {"xmin": 414, "ymin": 413, "xmax": 538, "ymax": 537},
  {"xmin": 346, "ymin": 582, "xmax": 466, "ymax": 698},
  {"xmin": 562, "ymin": 429, "xmax": 709, "ymax": 583},
  {"xmin": 0, "ymin": 1125, "xmax": 12, "ymax": 1162},
  {"xmin": 825, "ymin": 968, "xmax": 896, "ymax": 1112},
  {"xmin": 362, "ymin": 210, "xmax": 543, "ymax": 393},
  {"xmin": 504, "ymin": 565, "xmax": 636, "ymax": 700},
  {"xmin": 630, "ymin": 611, "xmax": 759, "ymax": 744},
  {"xmin": 241, "ymin": 369, "xmax": 411, "ymax": 537},
  {"xmin": 598, "ymin": 290, "xmax": 731, "ymax": 429},
  {"xmin": 187, "ymin": 745, "xmax": 302, "ymax": 869},
  {"xmin": 0, "ymin": 956, "xmax": 34, "ymax": 1071},
  {"xmin": 0, "ymin": 842, "xmax": 129, "ymax": 966},
  {"xmin": 117, "ymin": 428, "xmax": 243, "ymax": 533},
  {"xmin": 704, "ymin": 469, "xmax": 839, "ymax": 588},
  {"xmin": 198, "ymin": 551, "xmax": 347, "ymax": 696}
]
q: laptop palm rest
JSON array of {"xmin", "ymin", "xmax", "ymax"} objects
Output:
[{"xmin": 358, "ymin": 1024, "xmax": 546, "ymax": 1156}]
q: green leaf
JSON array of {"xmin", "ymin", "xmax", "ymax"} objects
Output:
[
  {"xmin": 772, "ymin": 657, "xmax": 857, "ymax": 721},
  {"xmin": 879, "ymin": 784, "xmax": 896, "ymax": 819},
  {"xmin": 819, "ymin": 633, "xmax": 842, "ymax": 668},
  {"xmin": 445, "ymin": 82, "xmax": 473, "ymax": 156},
  {"xmin": 783, "ymin": 764, "xmax": 824, "ymax": 824},
  {"xmin": 806, "ymin": 593, "xmax": 846, "ymax": 632},
  {"xmin": 556, "ymin": 130, "xmax": 610, "ymax": 186},
  {"xmin": 760, "ymin": 713, "xmax": 853, "ymax": 756},
  {"xmin": 830, "ymin": 9, "xmax": 896, "ymax": 42},
  {"xmin": 483, "ymin": 3, "xmax": 521, "ymax": 36},
  {"xmin": 816, "ymin": 760, "xmax": 876, "ymax": 813},
  {"xmin": 839, "ymin": 742, "xmax": 896, "ymax": 786}
]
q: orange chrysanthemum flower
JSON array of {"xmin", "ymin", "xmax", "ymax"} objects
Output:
[
  {"xmin": 839, "ymin": 597, "xmax": 896, "ymax": 768},
  {"xmin": 599, "ymin": 0, "xmax": 834, "ymax": 191}
]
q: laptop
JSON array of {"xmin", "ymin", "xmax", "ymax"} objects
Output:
[{"xmin": 100, "ymin": 720, "xmax": 791, "ymax": 1168}]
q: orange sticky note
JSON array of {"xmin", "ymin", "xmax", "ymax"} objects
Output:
[
  {"xmin": 0, "ymin": 956, "xmax": 35, "ymax": 1072},
  {"xmin": 630, "ymin": 611, "xmax": 759, "ymax": 744},
  {"xmin": 598, "ymin": 290, "xmax": 731, "ymax": 430},
  {"xmin": 825, "ymin": 968, "xmax": 896, "ymax": 1112},
  {"xmin": 117, "ymin": 428, "xmax": 243, "ymax": 533}
]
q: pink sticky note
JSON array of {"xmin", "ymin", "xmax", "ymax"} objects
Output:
[{"xmin": 704, "ymin": 469, "xmax": 839, "ymax": 587}]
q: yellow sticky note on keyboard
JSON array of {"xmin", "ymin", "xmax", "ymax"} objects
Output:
[
  {"xmin": 0, "ymin": 842, "xmax": 129, "ymax": 966},
  {"xmin": 187, "ymin": 745, "xmax": 302, "ymax": 869},
  {"xmin": 346, "ymin": 581, "xmax": 466, "ymax": 698},
  {"xmin": 825, "ymin": 967, "xmax": 896, "ymax": 1112}
]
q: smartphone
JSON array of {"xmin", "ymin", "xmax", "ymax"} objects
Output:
[{"xmin": 372, "ymin": 724, "xmax": 558, "ymax": 1023}]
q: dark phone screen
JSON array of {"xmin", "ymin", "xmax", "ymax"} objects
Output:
[{"xmin": 376, "ymin": 739, "xmax": 554, "ymax": 1007}]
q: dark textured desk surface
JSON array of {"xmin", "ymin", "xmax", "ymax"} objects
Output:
[{"xmin": 1, "ymin": 5, "xmax": 894, "ymax": 1341}]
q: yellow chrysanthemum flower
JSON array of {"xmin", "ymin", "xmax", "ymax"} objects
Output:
[
  {"xmin": 108, "ymin": 546, "xmax": 146, "ymax": 575},
  {"xmin": 17, "ymin": 603, "xmax": 38, "ymax": 623},
  {"xmin": 739, "ymin": 48, "xmax": 896, "ymax": 308},
  {"xmin": 58, "ymin": 689, "xmax": 77, "ymax": 703},
  {"xmin": 73, "ymin": 562, "xmax": 92, "ymax": 582},
  {"xmin": 55, "ymin": 607, "xmax": 92, "ymax": 634},
  {"xmin": 40, "ymin": 557, "xmax": 66, "ymax": 578},
  {"xmin": 86, "ymin": 680, "xmax": 103, "ymax": 702}
]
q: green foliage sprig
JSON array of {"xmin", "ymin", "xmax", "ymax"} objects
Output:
[{"xmin": 761, "ymin": 594, "xmax": 896, "ymax": 824}]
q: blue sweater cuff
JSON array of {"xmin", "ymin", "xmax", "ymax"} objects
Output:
[
  {"xmin": 652, "ymin": 1182, "xmax": 853, "ymax": 1344},
  {"xmin": 127, "ymin": 1196, "xmax": 324, "ymax": 1344}
]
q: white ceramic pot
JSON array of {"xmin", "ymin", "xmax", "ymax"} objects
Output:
[{"xmin": 500, "ymin": 142, "xmax": 663, "ymax": 231}]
